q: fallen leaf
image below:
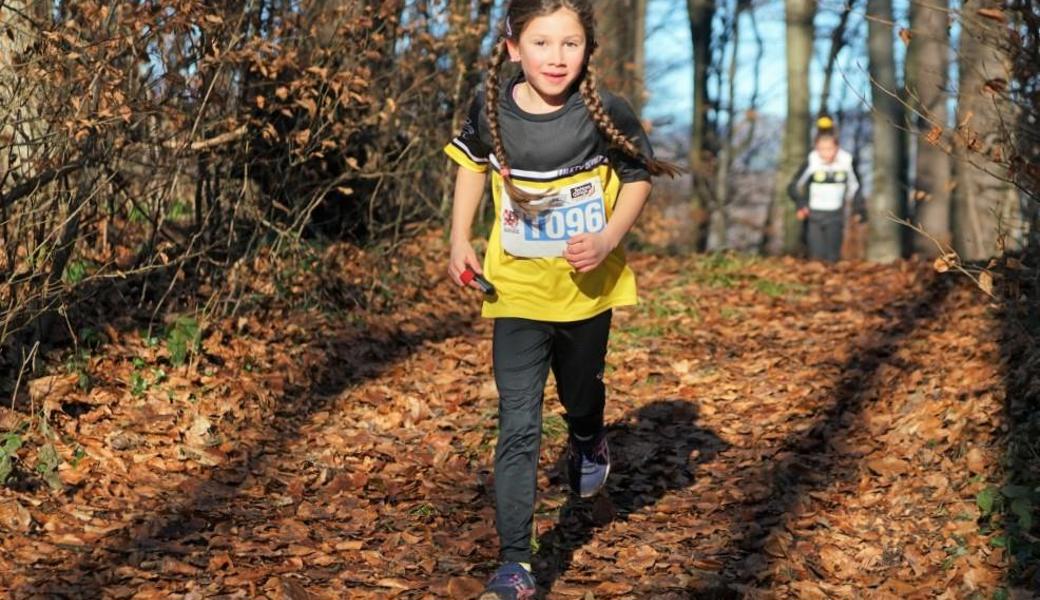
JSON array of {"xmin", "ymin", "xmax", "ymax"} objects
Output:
[
  {"xmin": 0, "ymin": 499, "xmax": 32, "ymax": 533},
  {"xmin": 446, "ymin": 576, "xmax": 484, "ymax": 597},
  {"xmin": 593, "ymin": 581, "xmax": 632, "ymax": 594},
  {"xmin": 209, "ymin": 552, "xmax": 234, "ymax": 571},
  {"xmin": 866, "ymin": 456, "xmax": 911, "ymax": 477},
  {"xmin": 978, "ymin": 271, "xmax": 994, "ymax": 296},
  {"xmin": 162, "ymin": 557, "xmax": 199, "ymax": 576},
  {"xmin": 28, "ymin": 373, "xmax": 78, "ymax": 402},
  {"xmin": 818, "ymin": 544, "xmax": 850, "ymax": 575},
  {"xmin": 376, "ymin": 578, "xmax": 412, "ymax": 590},
  {"xmin": 983, "ymin": 78, "xmax": 1007, "ymax": 95},
  {"xmin": 933, "ymin": 253, "xmax": 958, "ymax": 273},
  {"xmin": 976, "ymin": 7, "xmax": 1005, "ymax": 22},
  {"xmin": 965, "ymin": 447, "xmax": 987, "ymax": 474},
  {"xmin": 789, "ymin": 580, "xmax": 828, "ymax": 600},
  {"xmin": 618, "ymin": 544, "xmax": 659, "ymax": 575}
]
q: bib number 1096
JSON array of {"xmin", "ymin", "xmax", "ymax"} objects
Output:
[{"xmin": 524, "ymin": 199, "xmax": 605, "ymax": 241}]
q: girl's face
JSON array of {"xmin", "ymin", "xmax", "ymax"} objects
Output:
[
  {"xmin": 506, "ymin": 7, "xmax": 588, "ymax": 109},
  {"xmin": 816, "ymin": 137, "xmax": 839, "ymax": 163}
]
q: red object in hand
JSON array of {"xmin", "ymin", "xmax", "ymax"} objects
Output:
[{"xmin": 461, "ymin": 268, "xmax": 496, "ymax": 295}]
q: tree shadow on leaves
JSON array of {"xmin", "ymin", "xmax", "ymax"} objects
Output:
[
  {"xmin": 533, "ymin": 399, "xmax": 727, "ymax": 599},
  {"xmin": 703, "ymin": 270, "xmax": 955, "ymax": 595},
  {"xmin": 12, "ymin": 307, "xmax": 478, "ymax": 599},
  {"xmin": 535, "ymin": 271, "xmax": 956, "ymax": 599}
]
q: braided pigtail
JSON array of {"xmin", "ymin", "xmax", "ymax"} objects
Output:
[
  {"xmin": 579, "ymin": 61, "xmax": 682, "ymax": 178},
  {"xmin": 485, "ymin": 35, "xmax": 553, "ymax": 217}
]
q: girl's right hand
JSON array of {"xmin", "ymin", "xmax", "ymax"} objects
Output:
[
  {"xmin": 449, "ymin": 240, "xmax": 483, "ymax": 289},
  {"xmin": 796, "ymin": 207, "xmax": 810, "ymax": 221}
]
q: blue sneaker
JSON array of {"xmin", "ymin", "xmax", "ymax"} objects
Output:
[
  {"xmin": 567, "ymin": 431, "xmax": 610, "ymax": 498},
  {"xmin": 478, "ymin": 562, "xmax": 536, "ymax": 600}
]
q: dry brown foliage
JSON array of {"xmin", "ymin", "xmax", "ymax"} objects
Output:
[{"xmin": 0, "ymin": 0, "xmax": 491, "ymax": 359}]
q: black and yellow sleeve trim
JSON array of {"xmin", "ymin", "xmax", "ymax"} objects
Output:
[{"xmin": 444, "ymin": 140, "xmax": 489, "ymax": 173}]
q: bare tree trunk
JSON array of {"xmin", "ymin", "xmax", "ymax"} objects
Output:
[
  {"xmin": 1, "ymin": 1, "xmax": 50, "ymax": 352},
  {"xmin": 866, "ymin": 0, "xmax": 904, "ymax": 261},
  {"xmin": 819, "ymin": 0, "xmax": 856, "ymax": 118},
  {"xmin": 595, "ymin": 0, "xmax": 647, "ymax": 115},
  {"xmin": 742, "ymin": 6, "xmax": 764, "ymax": 171},
  {"xmin": 708, "ymin": 0, "xmax": 748, "ymax": 250},
  {"xmin": 906, "ymin": 0, "xmax": 951, "ymax": 257},
  {"xmin": 687, "ymin": 0, "xmax": 716, "ymax": 251},
  {"xmin": 765, "ymin": 0, "xmax": 813, "ymax": 255},
  {"xmin": 1008, "ymin": 0, "xmax": 1039, "ymax": 253},
  {"xmin": 953, "ymin": 0, "xmax": 1020, "ymax": 260},
  {"xmin": 0, "ymin": 1, "xmax": 47, "ymax": 183}
]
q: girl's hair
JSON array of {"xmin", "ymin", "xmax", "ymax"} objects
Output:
[{"xmin": 486, "ymin": 0, "xmax": 681, "ymax": 215}]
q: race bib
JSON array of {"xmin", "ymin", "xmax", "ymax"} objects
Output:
[
  {"xmin": 808, "ymin": 182, "xmax": 845, "ymax": 211},
  {"xmin": 500, "ymin": 178, "xmax": 607, "ymax": 257}
]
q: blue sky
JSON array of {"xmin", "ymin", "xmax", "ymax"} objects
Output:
[{"xmin": 641, "ymin": 0, "xmax": 919, "ymax": 131}]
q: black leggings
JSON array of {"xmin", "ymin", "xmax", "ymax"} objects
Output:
[
  {"xmin": 807, "ymin": 211, "xmax": 845, "ymax": 263},
  {"xmin": 490, "ymin": 310, "xmax": 612, "ymax": 563}
]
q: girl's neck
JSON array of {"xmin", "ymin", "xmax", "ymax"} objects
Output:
[{"xmin": 512, "ymin": 80, "xmax": 569, "ymax": 115}]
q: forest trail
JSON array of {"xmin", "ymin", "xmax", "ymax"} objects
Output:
[{"xmin": 0, "ymin": 232, "xmax": 1018, "ymax": 600}]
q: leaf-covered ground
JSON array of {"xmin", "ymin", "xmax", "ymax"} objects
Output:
[{"xmin": 0, "ymin": 232, "xmax": 1033, "ymax": 599}]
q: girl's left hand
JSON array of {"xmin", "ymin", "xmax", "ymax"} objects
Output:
[{"xmin": 564, "ymin": 232, "xmax": 614, "ymax": 273}]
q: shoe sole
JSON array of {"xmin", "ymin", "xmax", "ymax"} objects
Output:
[{"xmin": 478, "ymin": 591, "xmax": 532, "ymax": 600}]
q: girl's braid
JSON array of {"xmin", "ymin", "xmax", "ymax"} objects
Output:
[
  {"xmin": 579, "ymin": 61, "xmax": 682, "ymax": 178},
  {"xmin": 485, "ymin": 35, "xmax": 550, "ymax": 217}
]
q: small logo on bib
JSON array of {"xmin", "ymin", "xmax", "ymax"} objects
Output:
[
  {"xmin": 502, "ymin": 208, "xmax": 521, "ymax": 233},
  {"xmin": 570, "ymin": 182, "xmax": 595, "ymax": 200}
]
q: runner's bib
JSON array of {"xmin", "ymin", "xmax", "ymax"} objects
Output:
[
  {"xmin": 808, "ymin": 182, "xmax": 845, "ymax": 211},
  {"xmin": 500, "ymin": 178, "xmax": 608, "ymax": 257}
]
